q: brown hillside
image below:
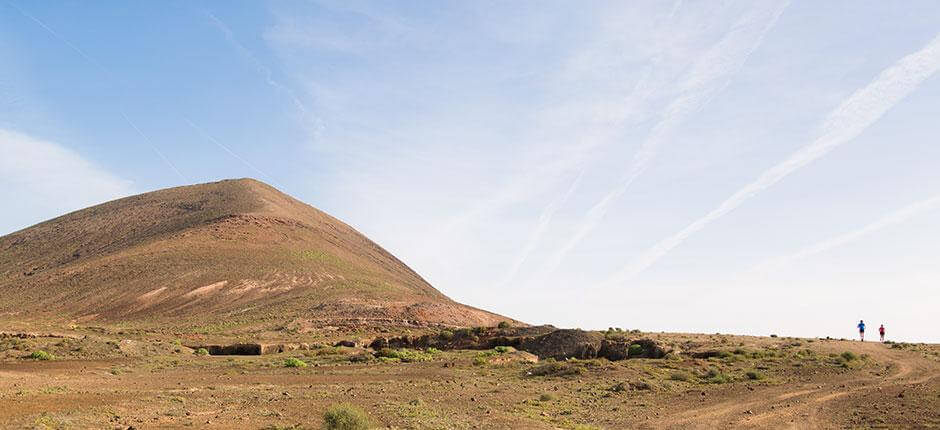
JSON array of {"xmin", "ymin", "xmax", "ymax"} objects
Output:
[{"xmin": 0, "ymin": 178, "xmax": 510, "ymax": 328}]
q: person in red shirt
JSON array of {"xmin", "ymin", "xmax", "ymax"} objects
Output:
[{"xmin": 879, "ymin": 324, "xmax": 886, "ymax": 342}]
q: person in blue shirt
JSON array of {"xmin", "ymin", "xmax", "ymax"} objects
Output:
[{"xmin": 857, "ymin": 320, "xmax": 865, "ymax": 341}]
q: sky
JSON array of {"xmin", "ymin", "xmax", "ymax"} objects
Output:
[{"xmin": 2, "ymin": 1, "xmax": 940, "ymax": 342}]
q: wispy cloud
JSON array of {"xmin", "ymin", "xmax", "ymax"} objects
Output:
[
  {"xmin": 0, "ymin": 129, "xmax": 134, "ymax": 234},
  {"xmin": 750, "ymin": 194, "xmax": 940, "ymax": 274},
  {"xmin": 7, "ymin": 1, "xmax": 189, "ymax": 183},
  {"xmin": 605, "ymin": 33, "xmax": 940, "ymax": 285},
  {"xmin": 494, "ymin": 171, "xmax": 583, "ymax": 289},
  {"xmin": 204, "ymin": 11, "xmax": 324, "ymax": 141},
  {"xmin": 536, "ymin": 2, "xmax": 789, "ymax": 281}
]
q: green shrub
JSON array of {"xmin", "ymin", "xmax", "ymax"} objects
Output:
[
  {"xmin": 745, "ymin": 371, "xmax": 764, "ymax": 380},
  {"xmin": 472, "ymin": 356, "xmax": 488, "ymax": 366},
  {"xmin": 840, "ymin": 351, "xmax": 859, "ymax": 361},
  {"xmin": 539, "ymin": 393, "xmax": 556, "ymax": 401},
  {"xmin": 669, "ymin": 371, "xmax": 691, "ymax": 381},
  {"xmin": 284, "ymin": 357, "xmax": 308, "ymax": 368},
  {"xmin": 28, "ymin": 350, "xmax": 55, "ymax": 361},
  {"xmin": 527, "ymin": 360, "xmax": 585, "ymax": 377},
  {"xmin": 494, "ymin": 346, "xmax": 513, "ymax": 354},
  {"xmin": 375, "ymin": 348, "xmax": 434, "ymax": 363},
  {"xmin": 716, "ymin": 350, "xmax": 733, "ymax": 359},
  {"xmin": 322, "ymin": 403, "xmax": 372, "ymax": 430},
  {"xmin": 438, "ymin": 330, "xmax": 454, "ymax": 341},
  {"xmin": 195, "ymin": 348, "xmax": 209, "ymax": 356},
  {"xmin": 703, "ymin": 369, "xmax": 732, "ymax": 384},
  {"xmin": 497, "ymin": 321, "xmax": 511, "ymax": 329},
  {"xmin": 628, "ymin": 344, "xmax": 644, "ymax": 357}
]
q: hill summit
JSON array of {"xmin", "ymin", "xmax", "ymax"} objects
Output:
[{"xmin": 0, "ymin": 178, "xmax": 509, "ymax": 329}]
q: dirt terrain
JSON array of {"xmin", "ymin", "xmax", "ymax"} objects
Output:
[
  {"xmin": 0, "ymin": 324, "xmax": 937, "ymax": 429},
  {"xmin": 2, "ymin": 180, "xmax": 938, "ymax": 428}
]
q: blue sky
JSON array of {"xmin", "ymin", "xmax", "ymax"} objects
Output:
[{"xmin": 2, "ymin": 1, "xmax": 940, "ymax": 342}]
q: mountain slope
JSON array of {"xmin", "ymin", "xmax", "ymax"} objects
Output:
[{"xmin": 0, "ymin": 178, "xmax": 509, "ymax": 328}]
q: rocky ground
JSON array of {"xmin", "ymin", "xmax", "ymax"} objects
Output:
[{"xmin": 1, "ymin": 323, "xmax": 938, "ymax": 429}]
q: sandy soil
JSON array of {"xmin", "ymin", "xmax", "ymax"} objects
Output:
[{"xmin": 1, "ymin": 329, "xmax": 937, "ymax": 429}]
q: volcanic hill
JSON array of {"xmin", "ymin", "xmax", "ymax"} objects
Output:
[{"xmin": 0, "ymin": 178, "xmax": 509, "ymax": 329}]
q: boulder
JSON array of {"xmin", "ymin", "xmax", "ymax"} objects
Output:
[{"xmin": 520, "ymin": 329, "xmax": 604, "ymax": 360}]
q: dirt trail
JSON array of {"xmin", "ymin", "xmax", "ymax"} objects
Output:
[{"xmin": 658, "ymin": 342, "xmax": 940, "ymax": 429}]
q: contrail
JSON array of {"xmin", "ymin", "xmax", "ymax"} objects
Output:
[
  {"xmin": 537, "ymin": 2, "xmax": 788, "ymax": 281},
  {"xmin": 750, "ymin": 194, "xmax": 940, "ymax": 274},
  {"xmin": 204, "ymin": 12, "xmax": 325, "ymax": 142},
  {"xmin": 184, "ymin": 118, "xmax": 279, "ymax": 186},
  {"xmin": 5, "ymin": 1, "xmax": 119, "ymax": 83},
  {"xmin": 605, "ymin": 33, "xmax": 940, "ymax": 285},
  {"xmin": 421, "ymin": 2, "xmax": 692, "ymax": 261},
  {"xmin": 494, "ymin": 171, "xmax": 583, "ymax": 289},
  {"xmin": 120, "ymin": 112, "xmax": 187, "ymax": 182},
  {"xmin": 7, "ymin": 1, "xmax": 193, "ymax": 183},
  {"xmin": 204, "ymin": 12, "xmax": 310, "ymax": 118}
]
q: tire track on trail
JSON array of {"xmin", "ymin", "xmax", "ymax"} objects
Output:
[{"xmin": 658, "ymin": 342, "xmax": 940, "ymax": 429}]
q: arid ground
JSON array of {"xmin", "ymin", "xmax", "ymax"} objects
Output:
[
  {"xmin": 2, "ymin": 180, "xmax": 939, "ymax": 429},
  {"xmin": 1, "ymin": 322, "xmax": 938, "ymax": 430}
]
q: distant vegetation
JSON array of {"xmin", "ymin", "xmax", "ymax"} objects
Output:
[
  {"xmin": 28, "ymin": 350, "xmax": 55, "ymax": 361},
  {"xmin": 703, "ymin": 369, "xmax": 732, "ymax": 384},
  {"xmin": 528, "ymin": 360, "xmax": 585, "ymax": 377},
  {"xmin": 375, "ymin": 348, "xmax": 437, "ymax": 363},
  {"xmin": 322, "ymin": 403, "xmax": 372, "ymax": 430},
  {"xmin": 669, "ymin": 371, "xmax": 691, "ymax": 381},
  {"xmin": 284, "ymin": 357, "xmax": 308, "ymax": 368},
  {"xmin": 745, "ymin": 370, "xmax": 765, "ymax": 380}
]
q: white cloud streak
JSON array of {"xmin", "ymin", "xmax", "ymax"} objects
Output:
[
  {"xmin": 0, "ymin": 129, "xmax": 134, "ymax": 234},
  {"xmin": 750, "ymin": 194, "xmax": 940, "ymax": 274},
  {"xmin": 494, "ymin": 171, "xmax": 583, "ymax": 289},
  {"xmin": 205, "ymin": 11, "xmax": 324, "ymax": 140},
  {"xmin": 605, "ymin": 33, "xmax": 940, "ymax": 285},
  {"xmin": 8, "ymin": 1, "xmax": 190, "ymax": 183},
  {"xmin": 536, "ymin": 2, "xmax": 789, "ymax": 281}
]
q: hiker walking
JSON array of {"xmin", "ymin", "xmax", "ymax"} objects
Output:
[
  {"xmin": 879, "ymin": 324, "xmax": 886, "ymax": 342},
  {"xmin": 857, "ymin": 320, "xmax": 865, "ymax": 341}
]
